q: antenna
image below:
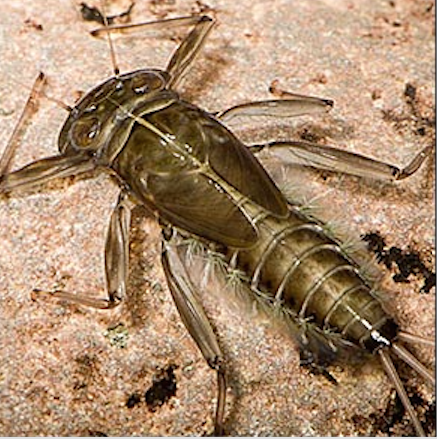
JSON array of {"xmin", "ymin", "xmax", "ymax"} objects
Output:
[{"xmin": 100, "ymin": 0, "xmax": 120, "ymax": 77}]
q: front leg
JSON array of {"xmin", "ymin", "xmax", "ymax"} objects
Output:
[
  {"xmin": 0, "ymin": 72, "xmax": 94, "ymax": 195},
  {"xmin": 91, "ymin": 15, "xmax": 215, "ymax": 88},
  {"xmin": 0, "ymin": 72, "xmax": 46, "ymax": 177},
  {"xmin": 161, "ymin": 229, "xmax": 227, "ymax": 435},
  {"xmin": 0, "ymin": 153, "xmax": 98, "ymax": 194},
  {"xmin": 33, "ymin": 190, "xmax": 133, "ymax": 309}
]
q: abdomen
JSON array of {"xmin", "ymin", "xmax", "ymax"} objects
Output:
[{"xmin": 229, "ymin": 204, "xmax": 397, "ymax": 350}]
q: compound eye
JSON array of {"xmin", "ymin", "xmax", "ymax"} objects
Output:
[
  {"xmin": 71, "ymin": 116, "xmax": 101, "ymax": 149},
  {"xmin": 131, "ymin": 72, "xmax": 165, "ymax": 94}
]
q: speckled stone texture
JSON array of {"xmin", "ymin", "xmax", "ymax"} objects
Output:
[{"xmin": 0, "ymin": 0, "xmax": 434, "ymax": 436}]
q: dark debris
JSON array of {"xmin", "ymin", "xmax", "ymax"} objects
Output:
[
  {"xmin": 382, "ymin": 82, "xmax": 435, "ymax": 140},
  {"xmin": 423, "ymin": 400, "xmax": 436, "ymax": 436},
  {"xmin": 352, "ymin": 386, "xmax": 435, "ymax": 436},
  {"xmin": 88, "ymin": 431, "xmax": 108, "ymax": 437},
  {"xmin": 362, "ymin": 232, "xmax": 435, "ymax": 293},
  {"xmin": 72, "ymin": 353, "xmax": 100, "ymax": 393},
  {"xmin": 145, "ymin": 364, "xmax": 177, "ymax": 412},
  {"xmin": 80, "ymin": 2, "xmax": 134, "ymax": 26},
  {"xmin": 126, "ymin": 391, "xmax": 142, "ymax": 409},
  {"xmin": 298, "ymin": 127, "xmax": 324, "ymax": 143},
  {"xmin": 125, "ymin": 364, "xmax": 178, "ymax": 412}
]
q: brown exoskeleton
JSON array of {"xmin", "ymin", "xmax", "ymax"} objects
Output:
[{"xmin": 0, "ymin": 9, "xmax": 434, "ymax": 437}]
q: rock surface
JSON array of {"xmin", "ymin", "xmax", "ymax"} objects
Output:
[{"xmin": 0, "ymin": 0, "xmax": 434, "ymax": 436}]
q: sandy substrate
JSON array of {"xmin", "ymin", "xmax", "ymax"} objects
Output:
[{"xmin": 0, "ymin": 0, "xmax": 434, "ymax": 436}]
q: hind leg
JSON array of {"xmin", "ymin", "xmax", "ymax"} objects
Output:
[
  {"xmin": 161, "ymin": 229, "xmax": 227, "ymax": 435},
  {"xmin": 213, "ymin": 83, "xmax": 431, "ymax": 182},
  {"xmin": 249, "ymin": 140, "xmax": 432, "ymax": 182}
]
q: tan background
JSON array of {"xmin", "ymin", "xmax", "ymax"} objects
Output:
[{"xmin": 0, "ymin": 0, "xmax": 434, "ymax": 435}]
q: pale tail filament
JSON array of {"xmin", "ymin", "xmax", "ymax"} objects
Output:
[
  {"xmin": 391, "ymin": 342, "xmax": 435, "ymax": 385},
  {"xmin": 398, "ymin": 330, "xmax": 435, "ymax": 347},
  {"xmin": 379, "ymin": 349, "xmax": 426, "ymax": 437}
]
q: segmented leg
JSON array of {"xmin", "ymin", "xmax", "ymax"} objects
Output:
[
  {"xmin": 0, "ymin": 71, "xmax": 131, "ymax": 308},
  {"xmin": 91, "ymin": 15, "xmax": 215, "ymax": 88},
  {"xmin": 216, "ymin": 93, "xmax": 333, "ymax": 123},
  {"xmin": 0, "ymin": 153, "xmax": 97, "ymax": 194},
  {"xmin": 379, "ymin": 349, "xmax": 426, "ymax": 437},
  {"xmin": 0, "ymin": 73, "xmax": 75, "ymax": 192},
  {"xmin": 0, "ymin": 72, "xmax": 46, "ymax": 178},
  {"xmin": 251, "ymin": 140, "xmax": 432, "ymax": 181},
  {"xmin": 104, "ymin": 190, "xmax": 132, "ymax": 306},
  {"xmin": 33, "ymin": 190, "xmax": 133, "ymax": 309},
  {"xmin": 0, "ymin": 74, "xmax": 94, "ymax": 193},
  {"xmin": 0, "ymin": 75, "xmax": 98, "ymax": 194},
  {"xmin": 164, "ymin": 16, "xmax": 214, "ymax": 88},
  {"xmin": 214, "ymin": 80, "xmax": 430, "ymax": 181},
  {"xmin": 161, "ymin": 229, "xmax": 226, "ymax": 435}
]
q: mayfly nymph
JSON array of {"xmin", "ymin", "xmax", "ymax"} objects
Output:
[{"xmin": 0, "ymin": 7, "xmax": 434, "ymax": 436}]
